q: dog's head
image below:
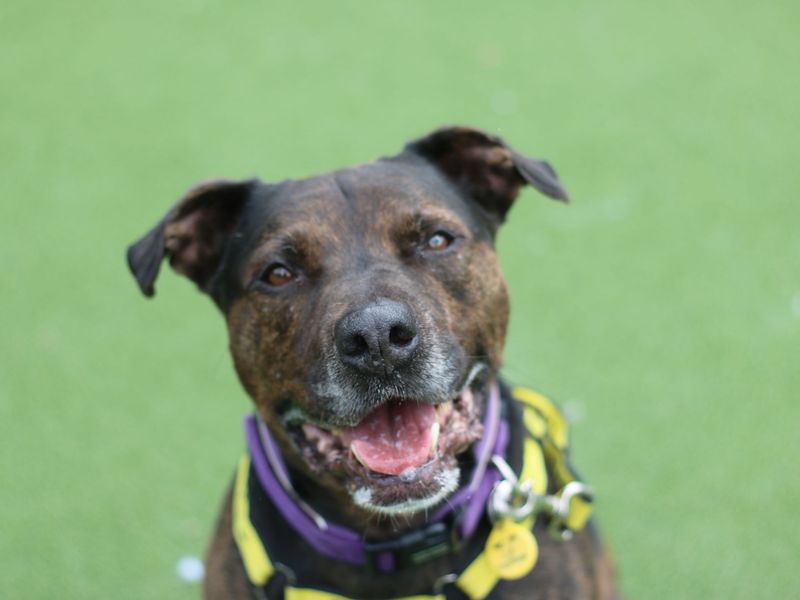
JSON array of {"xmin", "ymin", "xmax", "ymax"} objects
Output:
[{"xmin": 128, "ymin": 127, "xmax": 567, "ymax": 524}]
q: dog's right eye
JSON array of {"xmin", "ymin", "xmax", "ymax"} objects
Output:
[{"xmin": 259, "ymin": 264, "xmax": 295, "ymax": 287}]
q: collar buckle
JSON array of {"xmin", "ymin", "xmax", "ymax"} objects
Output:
[{"xmin": 364, "ymin": 520, "xmax": 461, "ymax": 573}]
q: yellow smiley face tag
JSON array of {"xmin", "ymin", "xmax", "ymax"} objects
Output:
[{"xmin": 485, "ymin": 519, "xmax": 539, "ymax": 580}]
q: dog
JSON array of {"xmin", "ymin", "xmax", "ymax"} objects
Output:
[{"xmin": 127, "ymin": 126, "xmax": 620, "ymax": 599}]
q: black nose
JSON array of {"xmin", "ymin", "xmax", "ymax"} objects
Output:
[{"xmin": 334, "ymin": 299, "xmax": 420, "ymax": 375}]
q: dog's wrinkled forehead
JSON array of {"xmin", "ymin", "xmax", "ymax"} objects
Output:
[
  {"xmin": 126, "ymin": 126, "xmax": 569, "ymax": 306},
  {"xmin": 228, "ymin": 159, "xmax": 492, "ymax": 283}
]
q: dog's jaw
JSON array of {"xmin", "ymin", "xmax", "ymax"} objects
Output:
[
  {"xmin": 277, "ymin": 365, "xmax": 490, "ymax": 519},
  {"xmin": 351, "ymin": 466, "xmax": 460, "ymax": 516}
]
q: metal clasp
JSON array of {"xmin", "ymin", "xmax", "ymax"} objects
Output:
[
  {"xmin": 488, "ymin": 456, "xmax": 536, "ymax": 524},
  {"xmin": 535, "ymin": 481, "xmax": 594, "ymax": 541},
  {"xmin": 488, "ymin": 455, "xmax": 594, "ymax": 541}
]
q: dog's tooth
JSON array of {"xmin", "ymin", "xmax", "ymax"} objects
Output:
[
  {"xmin": 351, "ymin": 444, "xmax": 367, "ymax": 468},
  {"xmin": 436, "ymin": 401, "xmax": 453, "ymax": 423},
  {"xmin": 429, "ymin": 422, "xmax": 440, "ymax": 457}
]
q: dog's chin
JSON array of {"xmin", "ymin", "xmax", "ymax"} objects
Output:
[
  {"xmin": 281, "ymin": 370, "xmax": 488, "ymax": 517},
  {"xmin": 350, "ymin": 461, "xmax": 461, "ymax": 516}
]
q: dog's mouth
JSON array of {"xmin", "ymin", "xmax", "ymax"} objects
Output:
[{"xmin": 281, "ymin": 368, "xmax": 488, "ymax": 515}]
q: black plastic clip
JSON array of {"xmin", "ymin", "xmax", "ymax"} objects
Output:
[{"xmin": 364, "ymin": 521, "xmax": 460, "ymax": 572}]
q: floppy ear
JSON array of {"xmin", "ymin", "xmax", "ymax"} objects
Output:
[
  {"xmin": 126, "ymin": 178, "xmax": 257, "ymax": 297},
  {"xmin": 405, "ymin": 126, "xmax": 569, "ymax": 223}
]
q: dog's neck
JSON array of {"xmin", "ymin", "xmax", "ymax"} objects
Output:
[{"xmin": 238, "ymin": 382, "xmax": 520, "ymax": 598}]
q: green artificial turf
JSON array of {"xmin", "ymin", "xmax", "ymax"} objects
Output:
[{"xmin": 2, "ymin": 1, "xmax": 798, "ymax": 598}]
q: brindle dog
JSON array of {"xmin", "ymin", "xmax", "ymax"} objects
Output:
[{"xmin": 127, "ymin": 127, "xmax": 620, "ymax": 599}]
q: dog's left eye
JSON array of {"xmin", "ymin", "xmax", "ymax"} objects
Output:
[{"xmin": 425, "ymin": 231, "xmax": 454, "ymax": 252}]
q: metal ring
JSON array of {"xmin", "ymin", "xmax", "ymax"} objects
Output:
[{"xmin": 489, "ymin": 479, "xmax": 536, "ymax": 523}]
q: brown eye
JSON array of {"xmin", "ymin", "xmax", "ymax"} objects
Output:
[
  {"xmin": 425, "ymin": 231, "xmax": 453, "ymax": 252},
  {"xmin": 261, "ymin": 264, "xmax": 295, "ymax": 287}
]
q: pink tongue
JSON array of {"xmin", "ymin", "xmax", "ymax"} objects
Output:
[{"xmin": 346, "ymin": 402, "xmax": 436, "ymax": 475}]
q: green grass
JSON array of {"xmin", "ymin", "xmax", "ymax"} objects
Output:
[{"xmin": 2, "ymin": 1, "xmax": 798, "ymax": 598}]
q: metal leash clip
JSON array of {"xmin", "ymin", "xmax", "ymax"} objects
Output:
[
  {"xmin": 535, "ymin": 481, "xmax": 594, "ymax": 541},
  {"xmin": 488, "ymin": 456, "xmax": 594, "ymax": 540}
]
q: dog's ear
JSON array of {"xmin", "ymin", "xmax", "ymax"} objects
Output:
[
  {"xmin": 127, "ymin": 178, "xmax": 257, "ymax": 297},
  {"xmin": 405, "ymin": 126, "xmax": 568, "ymax": 223}
]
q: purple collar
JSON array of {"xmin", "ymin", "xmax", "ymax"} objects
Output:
[{"xmin": 243, "ymin": 383, "xmax": 508, "ymax": 573}]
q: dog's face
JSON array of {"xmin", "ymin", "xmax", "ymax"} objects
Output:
[
  {"xmin": 128, "ymin": 127, "xmax": 567, "ymax": 523},
  {"xmin": 224, "ymin": 162, "xmax": 508, "ymax": 516}
]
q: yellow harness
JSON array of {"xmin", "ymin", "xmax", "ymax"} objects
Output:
[{"xmin": 233, "ymin": 387, "xmax": 592, "ymax": 600}]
